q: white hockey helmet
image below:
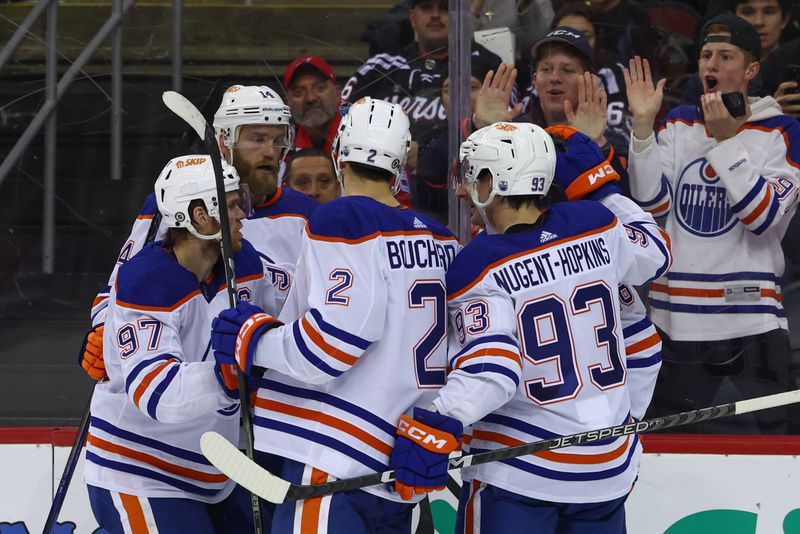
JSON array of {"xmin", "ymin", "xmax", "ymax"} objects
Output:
[
  {"xmin": 331, "ymin": 97, "xmax": 411, "ymax": 187},
  {"xmin": 213, "ymin": 84, "xmax": 294, "ymax": 160},
  {"xmin": 154, "ymin": 155, "xmax": 249, "ymax": 241},
  {"xmin": 459, "ymin": 122, "xmax": 556, "ymax": 209}
]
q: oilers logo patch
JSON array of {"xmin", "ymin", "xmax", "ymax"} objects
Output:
[
  {"xmin": 498, "ymin": 180, "xmax": 508, "ymax": 192},
  {"xmin": 675, "ymin": 157, "xmax": 736, "ymax": 237}
]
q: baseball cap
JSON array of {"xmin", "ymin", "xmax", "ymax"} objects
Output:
[
  {"xmin": 532, "ymin": 27, "xmax": 594, "ymax": 69},
  {"xmin": 700, "ymin": 13, "xmax": 761, "ymax": 59},
  {"xmin": 284, "ymin": 55, "xmax": 336, "ymax": 88}
]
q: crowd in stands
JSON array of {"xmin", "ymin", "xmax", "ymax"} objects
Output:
[{"xmin": 276, "ymin": 0, "xmax": 800, "ymax": 435}]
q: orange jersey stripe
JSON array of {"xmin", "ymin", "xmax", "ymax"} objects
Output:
[
  {"xmin": 300, "ymin": 468, "xmax": 329, "ymax": 534},
  {"xmin": 256, "ymin": 398, "xmax": 393, "ymax": 456},
  {"xmin": 136, "ymin": 214, "xmax": 155, "ymax": 221},
  {"xmin": 741, "ymin": 186, "xmax": 773, "ymax": 226},
  {"xmin": 448, "ymin": 218, "xmax": 619, "ymax": 300},
  {"xmin": 301, "ymin": 316, "xmax": 358, "ymax": 366},
  {"xmin": 651, "ymin": 283, "xmax": 781, "ymax": 301},
  {"xmin": 119, "ymin": 493, "xmax": 149, "ymax": 533},
  {"xmin": 92, "ymin": 295, "xmax": 108, "ymax": 307},
  {"xmin": 649, "ymin": 198, "xmax": 671, "ymax": 216},
  {"xmin": 625, "ymin": 332, "xmax": 661, "ymax": 356},
  {"xmin": 87, "ymin": 433, "xmax": 228, "ymax": 483},
  {"xmin": 472, "ymin": 430, "xmax": 630, "ymax": 464},
  {"xmin": 453, "ymin": 348, "xmax": 522, "ymax": 369},
  {"xmin": 132, "ymin": 359, "xmax": 176, "ymax": 409},
  {"xmin": 307, "ymin": 225, "xmax": 459, "ymax": 246},
  {"xmin": 86, "ymin": 434, "xmax": 228, "ymax": 484},
  {"xmin": 117, "ymin": 290, "xmax": 201, "ymax": 312}
]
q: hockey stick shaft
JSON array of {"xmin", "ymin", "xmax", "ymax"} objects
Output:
[
  {"xmin": 162, "ymin": 91, "xmax": 263, "ymax": 533},
  {"xmin": 201, "ymin": 388, "xmax": 800, "ymax": 503},
  {"xmin": 42, "ymin": 391, "xmax": 93, "ymax": 534}
]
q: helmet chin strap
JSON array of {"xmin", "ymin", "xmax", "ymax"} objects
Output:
[
  {"xmin": 185, "ymin": 218, "xmax": 222, "ymax": 241},
  {"xmin": 476, "ymin": 204, "xmax": 499, "ymax": 235}
]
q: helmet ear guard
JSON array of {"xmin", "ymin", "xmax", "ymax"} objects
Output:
[
  {"xmin": 213, "ymin": 85, "xmax": 295, "ymax": 161},
  {"xmin": 331, "ymin": 97, "xmax": 411, "ymax": 193},
  {"xmin": 154, "ymin": 156, "xmax": 244, "ymax": 241}
]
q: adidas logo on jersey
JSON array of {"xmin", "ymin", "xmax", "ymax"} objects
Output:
[
  {"xmin": 540, "ymin": 231, "xmax": 557, "ymax": 243},
  {"xmin": 413, "ymin": 217, "xmax": 427, "ymax": 229}
]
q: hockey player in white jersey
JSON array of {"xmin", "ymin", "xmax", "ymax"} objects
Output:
[
  {"xmin": 80, "ymin": 85, "xmax": 318, "ymax": 380},
  {"xmin": 210, "ymin": 98, "xmax": 462, "ymax": 532},
  {"xmin": 83, "ymin": 156, "xmax": 277, "ymax": 531},
  {"xmin": 624, "ymin": 14, "xmax": 800, "ymax": 433},
  {"xmin": 441, "ymin": 122, "xmax": 671, "ymax": 534}
]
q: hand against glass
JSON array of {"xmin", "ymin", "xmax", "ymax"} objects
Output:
[
  {"xmin": 565, "ymin": 71, "xmax": 607, "ymax": 144},
  {"xmin": 624, "ymin": 56, "xmax": 665, "ymax": 139},
  {"xmin": 473, "ymin": 63, "xmax": 524, "ymax": 129}
]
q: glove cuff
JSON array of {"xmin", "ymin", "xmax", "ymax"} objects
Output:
[
  {"xmin": 564, "ymin": 159, "xmax": 621, "ymax": 201},
  {"xmin": 235, "ymin": 313, "xmax": 283, "ymax": 373},
  {"xmin": 397, "ymin": 411, "xmax": 461, "ymax": 454}
]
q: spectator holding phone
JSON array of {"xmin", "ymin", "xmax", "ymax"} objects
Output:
[
  {"xmin": 625, "ymin": 14, "xmax": 800, "ymax": 433},
  {"xmin": 758, "ymin": 39, "xmax": 800, "ymax": 118}
]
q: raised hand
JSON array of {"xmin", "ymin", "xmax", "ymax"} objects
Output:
[
  {"xmin": 473, "ymin": 63, "xmax": 524, "ymax": 129},
  {"xmin": 624, "ymin": 56, "xmax": 665, "ymax": 140},
  {"xmin": 564, "ymin": 72, "xmax": 608, "ymax": 144}
]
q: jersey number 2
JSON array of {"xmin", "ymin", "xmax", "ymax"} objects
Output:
[
  {"xmin": 518, "ymin": 281, "xmax": 625, "ymax": 405},
  {"xmin": 409, "ymin": 280, "xmax": 447, "ymax": 388}
]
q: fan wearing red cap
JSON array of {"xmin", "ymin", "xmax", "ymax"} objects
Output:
[{"xmin": 284, "ymin": 55, "xmax": 343, "ymax": 154}]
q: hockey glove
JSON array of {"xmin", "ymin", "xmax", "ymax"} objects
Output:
[
  {"xmin": 390, "ymin": 407, "xmax": 462, "ymax": 500},
  {"xmin": 211, "ymin": 301, "xmax": 282, "ymax": 375},
  {"xmin": 546, "ymin": 125, "xmax": 622, "ymax": 201},
  {"xmin": 213, "ymin": 349, "xmax": 260, "ymax": 401},
  {"xmin": 79, "ymin": 324, "xmax": 106, "ymax": 381}
]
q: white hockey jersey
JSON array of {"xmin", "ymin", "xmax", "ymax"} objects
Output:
[
  {"xmin": 247, "ymin": 196, "xmax": 460, "ymax": 503},
  {"xmin": 445, "ymin": 199, "xmax": 671, "ymax": 504},
  {"xmin": 628, "ymin": 97, "xmax": 800, "ymax": 341},
  {"xmin": 84, "ymin": 240, "xmax": 277, "ymax": 503},
  {"xmin": 90, "ymin": 187, "xmax": 319, "ymax": 326}
]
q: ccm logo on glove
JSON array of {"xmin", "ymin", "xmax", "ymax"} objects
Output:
[{"xmin": 397, "ymin": 416, "xmax": 459, "ymax": 452}]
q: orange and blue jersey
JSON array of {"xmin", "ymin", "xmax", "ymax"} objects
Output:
[
  {"xmin": 440, "ymin": 200, "xmax": 670, "ymax": 504},
  {"xmin": 628, "ymin": 97, "xmax": 800, "ymax": 341},
  {"xmin": 84, "ymin": 240, "xmax": 277, "ymax": 503},
  {"xmin": 244, "ymin": 195, "xmax": 459, "ymax": 503}
]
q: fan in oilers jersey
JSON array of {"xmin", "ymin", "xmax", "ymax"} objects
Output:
[
  {"xmin": 209, "ymin": 98, "xmax": 468, "ymax": 533},
  {"xmin": 435, "ymin": 122, "xmax": 671, "ymax": 534},
  {"xmin": 83, "ymin": 156, "xmax": 277, "ymax": 531},
  {"xmin": 80, "ymin": 85, "xmax": 318, "ymax": 381}
]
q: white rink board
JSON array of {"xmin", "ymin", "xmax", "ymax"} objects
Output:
[{"xmin": 2, "ymin": 444, "xmax": 800, "ymax": 533}]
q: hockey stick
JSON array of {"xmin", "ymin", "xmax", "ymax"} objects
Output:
[
  {"xmin": 162, "ymin": 90, "xmax": 263, "ymax": 533},
  {"xmin": 201, "ymin": 388, "xmax": 800, "ymax": 504},
  {"xmin": 41, "ymin": 392, "xmax": 93, "ymax": 534}
]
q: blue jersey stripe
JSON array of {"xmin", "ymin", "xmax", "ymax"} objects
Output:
[
  {"xmin": 261, "ymin": 379, "xmax": 395, "ymax": 435},
  {"xmin": 309, "ymin": 308, "xmax": 371, "ymax": 350},
  {"xmin": 460, "ymin": 363, "xmax": 520, "ymax": 387},
  {"xmin": 639, "ymin": 177, "xmax": 670, "ymax": 208},
  {"xmin": 292, "ymin": 321, "xmax": 343, "ymax": 377},
  {"xmin": 730, "ymin": 176, "xmax": 766, "ymax": 214},
  {"xmin": 628, "ymin": 221, "xmax": 671, "ymax": 280},
  {"xmin": 627, "ymin": 351, "xmax": 662, "ymax": 368},
  {"xmin": 622, "ymin": 317, "xmax": 653, "ymax": 339},
  {"xmin": 254, "ymin": 417, "xmax": 387, "ymax": 472},
  {"xmin": 752, "ymin": 192, "xmax": 780, "ymax": 235},
  {"xmin": 665, "ymin": 271, "xmax": 780, "ymax": 283},
  {"xmin": 146, "ymin": 363, "xmax": 180, "ymax": 420},
  {"xmin": 85, "ymin": 452, "xmax": 220, "ymax": 496},
  {"xmin": 124, "ymin": 354, "xmax": 177, "ymax": 396},
  {"xmin": 649, "ymin": 298, "xmax": 786, "ymax": 316},
  {"xmin": 473, "ymin": 433, "xmax": 638, "ymax": 481},
  {"xmin": 90, "ymin": 416, "xmax": 211, "ymax": 464}
]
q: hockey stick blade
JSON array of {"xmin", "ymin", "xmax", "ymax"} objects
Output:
[
  {"xmin": 162, "ymin": 91, "xmax": 210, "ymax": 140},
  {"xmin": 202, "ymin": 388, "xmax": 800, "ymax": 503}
]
